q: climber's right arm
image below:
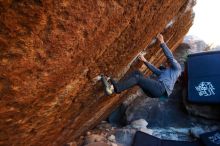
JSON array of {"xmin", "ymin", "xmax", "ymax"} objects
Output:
[{"xmin": 138, "ymin": 54, "xmax": 162, "ymax": 76}]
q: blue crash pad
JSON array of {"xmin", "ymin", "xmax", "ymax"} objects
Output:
[{"xmin": 187, "ymin": 51, "xmax": 220, "ymax": 104}]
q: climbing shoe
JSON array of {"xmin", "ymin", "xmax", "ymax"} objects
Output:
[{"xmin": 100, "ymin": 74, "xmax": 115, "ymax": 95}]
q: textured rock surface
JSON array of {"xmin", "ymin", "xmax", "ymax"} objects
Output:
[{"xmin": 0, "ymin": 0, "xmax": 194, "ymax": 145}]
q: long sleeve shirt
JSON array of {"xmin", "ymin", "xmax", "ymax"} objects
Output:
[{"xmin": 144, "ymin": 43, "xmax": 181, "ymax": 96}]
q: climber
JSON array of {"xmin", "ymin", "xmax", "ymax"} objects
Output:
[{"xmin": 101, "ymin": 34, "xmax": 181, "ymax": 98}]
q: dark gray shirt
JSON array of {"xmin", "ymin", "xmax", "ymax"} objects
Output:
[{"xmin": 144, "ymin": 43, "xmax": 181, "ymax": 96}]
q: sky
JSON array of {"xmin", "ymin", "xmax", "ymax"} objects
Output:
[{"xmin": 187, "ymin": 0, "xmax": 220, "ymax": 45}]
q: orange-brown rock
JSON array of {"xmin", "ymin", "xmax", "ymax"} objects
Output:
[{"xmin": 0, "ymin": 0, "xmax": 195, "ymax": 145}]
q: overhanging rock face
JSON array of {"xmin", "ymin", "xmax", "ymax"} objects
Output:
[{"xmin": 0, "ymin": 0, "xmax": 194, "ymax": 145}]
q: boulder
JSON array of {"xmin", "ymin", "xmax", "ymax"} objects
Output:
[
  {"xmin": 182, "ymin": 88, "xmax": 220, "ymax": 120},
  {"xmin": 0, "ymin": 0, "xmax": 195, "ymax": 145}
]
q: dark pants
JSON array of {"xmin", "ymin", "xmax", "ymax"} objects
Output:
[{"xmin": 112, "ymin": 70, "xmax": 166, "ymax": 98}]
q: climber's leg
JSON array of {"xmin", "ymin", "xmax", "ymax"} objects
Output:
[
  {"xmin": 111, "ymin": 70, "xmax": 144, "ymax": 93},
  {"xmin": 111, "ymin": 70, "xmax": 166, "ymax": 97},
  {"xmin": 137, "ymin": 77, "xmax": 166, "ymax": 97}
]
